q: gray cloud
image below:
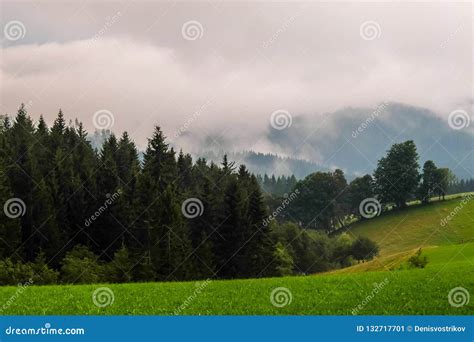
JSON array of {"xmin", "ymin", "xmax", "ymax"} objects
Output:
[{"xmin": 1, "ymin": 1, "xmax": 471, "ymax": 152}]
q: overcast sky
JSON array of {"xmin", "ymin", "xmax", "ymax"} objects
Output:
[{"xmin": 1, "ymin": 1, "xmax": 472, "ymax": 151}]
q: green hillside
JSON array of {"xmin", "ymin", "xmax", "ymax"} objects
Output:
[
  {"xmin": 347, "ymin": 194, "xmax": 474, "ymax": 256},
  {"xmin": 0, "ymin": 195, "xmax": 472, "ymax": 315}
]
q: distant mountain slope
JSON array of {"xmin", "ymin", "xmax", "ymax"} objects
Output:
[
  {"xmin": 89, "ymin": 103, "xmax": 473, "ymax": 180},
  {"xmin": 266, "ymin": 103, "xmax": 473, "ymax": 179},
  {"xmin": 198, "ymin": 150, "xmax": 326, "ymax": 179}
]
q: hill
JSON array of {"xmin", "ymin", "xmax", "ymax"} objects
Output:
[
  {"xmin": 0, "ymin": 195, "xmax": 472, "ymax": 315},
  {"xmin": 344, "ymin": 193, "xmax": 474, "ymax": 257}
]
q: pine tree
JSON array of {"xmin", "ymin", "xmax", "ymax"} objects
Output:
[
  {"xmin": 214, "ymin": 178, "xmax": 245, "ymax": 278},
  {"xmin": 0, "ymin": 159, "xmax": 21, "ymax": 259},
  {"xmin": 7, "ymin": 105, "xmax": 37, "ymax": 261},
  {"xmin": 240, "ymin": 175, "xmax": 275, "ymax": 277}
]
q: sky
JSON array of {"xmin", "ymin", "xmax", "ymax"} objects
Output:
[{"xmin": 1, "ymin": 0, "xmax": 472, "ymax": 153}]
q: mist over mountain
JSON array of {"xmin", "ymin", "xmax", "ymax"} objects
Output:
[
  {"xmin": 173, "ymin": 103, "xmax": 472, "ymax": 180},
  {"xmin": 197, "ymin": 150, "xmax": 326, "ymax": 180},
  {"xmin": 266, "ymin": 103, "xmax": 473, "ymax": 179}
]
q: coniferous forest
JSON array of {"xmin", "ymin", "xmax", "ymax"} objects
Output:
[
  {"xmin": 1, "ymin": 105, "xmax": 377, "ymax": 285},
  {"xmin": 0, "ymin": 105, "xmax": 459, "ymax": 286}
]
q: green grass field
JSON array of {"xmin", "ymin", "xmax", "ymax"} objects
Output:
[{"xmin": 1, "ymin": 195, "xmax": 473, "ymax": 315}]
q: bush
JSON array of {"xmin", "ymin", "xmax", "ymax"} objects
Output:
[
  {"xmin": 351, "ymin": 237, "xmax": 379, "ymax": 262},
  {"xmin": 407, "ymin": 248, "xmax": 428, "ymax": 269},
  {"xmin": 31, "ymin": 252, "xmax": 59, "ymax": 285},
  {"xmin": 0, "ymin": 259, "xmax": 34, "ymax": 285},
  {"xmin": 105, "ymin": 245, "xmax": 133, "ymax": 283},
  {"xmin": 332, "ymin": 233, "xmax": 354, "ymax": 266},
  {"xmin": 272, "ymin": 242, "xmax": 294, "ymax": 276},
  {"xmin": 60, "ymin": 245, "xmax": 104, "ymax": 284}
]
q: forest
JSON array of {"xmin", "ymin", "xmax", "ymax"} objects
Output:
[{"xmin": 0, "ymin": 105, "xmax": 457, "ymax": 285}]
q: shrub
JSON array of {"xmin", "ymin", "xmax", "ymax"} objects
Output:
[
  {"xmin": 407, "ymin": 248, "xmax": 428, "ymax": 269},
  {"xmin": 272, "ymin": 242, "xmax": 294, "ymax": 276},
  {"xmin": 31, "ymin": 252, "xmax": 59, "ymax": 285},
  {"xmin": 60, "ymin": 245, "xmax": 104, "ymax": 284},
  {"xmin": 105, "ymin": 245, "xmax": 133, "ymax": 283},
  {"xmin": 0, "ymin": 259, "xmax": 34, "ymax": 285},
  {"xmin": 351, "ymin": 237, "xmax": 379, "ymax": 262}
]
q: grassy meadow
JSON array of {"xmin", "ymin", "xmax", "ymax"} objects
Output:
[{"xmin": 0, "ymin": 194, "xmax": 473, "ymax": 315}]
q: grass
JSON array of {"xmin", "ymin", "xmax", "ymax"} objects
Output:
[
  {"xmin": 0, "ymin": 195, "xmax": 473, "ymax": 315},
  {"xmin": 347, "ymin": 193, "xmax": 474, "ymax": 256}
]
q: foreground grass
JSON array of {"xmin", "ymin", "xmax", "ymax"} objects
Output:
[
  {"xmin": 1, "ymin": 244, "xmax": 472, "ymax": 315},
  {"xmin": 1, "ymin": 195, "xmax": 472, "ymax": 315}
]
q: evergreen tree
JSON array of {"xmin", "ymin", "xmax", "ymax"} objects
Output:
[{"xmin": 214, "ymin": 179, "xmax": 245, "ymax": 278}]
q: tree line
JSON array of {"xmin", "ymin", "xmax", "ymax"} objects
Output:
[
  {"xmin": 269, "ymin": 140, "xmax": 456, "ymax": 231},
  {"xmin": 0, "ymin": 105, "xmax": 378, "ymax": 285},
  {"xmin": 257, "ymin": 174, "xmax": 297, "ymax": 196}
]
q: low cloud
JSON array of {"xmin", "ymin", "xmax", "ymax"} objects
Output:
[{"xmin": 0, "ymin": 1, "xmax": 471, "ymax": 154}]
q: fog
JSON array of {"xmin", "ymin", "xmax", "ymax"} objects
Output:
[{"xmin": 1, "ymin": 1, "xmax": 471, "ymax": 152}]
